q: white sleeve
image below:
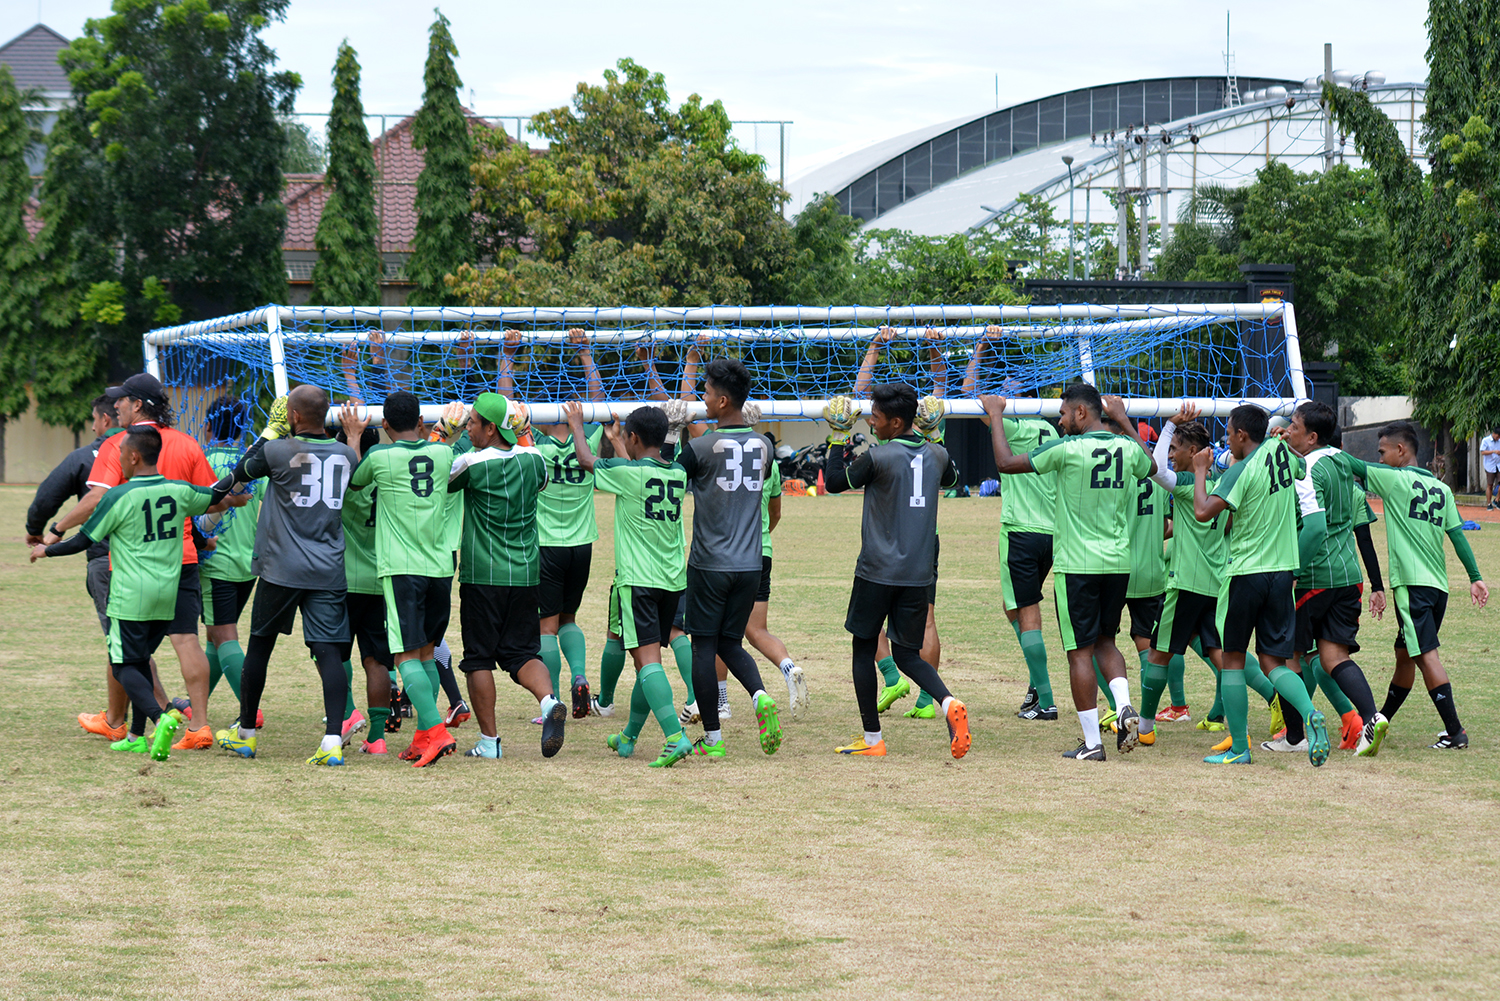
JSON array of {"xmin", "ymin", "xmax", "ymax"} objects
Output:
[
  {"xmin": 1150, "ymin": 422, "xmax": 1178, "ymax": 490},
  {"xmin": 449, "ymin": 451, "xmax": 475, "ymax": 480}
]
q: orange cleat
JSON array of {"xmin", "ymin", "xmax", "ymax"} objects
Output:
[
  {"xmin": 172, "ymin": 725, "xmax": 215, "ymax": 750},
  {"xmin": 1338, "ymin": 710, "xmax": 1362, "ymax": 750},
  {"xmin": 1211, "ymin": 734, "xmax": 1234, "ymax": 753},
  {"xmin": 1138, "ymin": 728, "xmax": 1157, "ymax": 746},
  {"xmin": 398, "ymin": 730, "xmax": 428, "ymax": 762},
  {"xmin": 411, "ymin": 724, "xmax": 457, "ymax": 768},
  {"xmin": 946, "ymin": 699, "xmax": 971, "ymax": 760},
  {"xmin": 79, "ymin": 711, "xmax": 127, "ymax": 741},
  {"xmin": 834, "ymin": 736, "xmax": 887, "ymax": 756}
]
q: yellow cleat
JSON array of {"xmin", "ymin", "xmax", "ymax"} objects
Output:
[
  {"xmin": 1211, "ymin": 734, "xmax": 1233, "ymax": 753},
  {"xmin": 835, "ymin": 736, "xmax": 887, "ymax": 756},
  {"xmin": 1138, "ymin": 729, "xmax": 1157, "ymax": 746}
]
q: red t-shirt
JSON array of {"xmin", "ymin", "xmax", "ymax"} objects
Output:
[{"xmin": 88, "ymin": 421, "xmax": 216, "ymax": 565}]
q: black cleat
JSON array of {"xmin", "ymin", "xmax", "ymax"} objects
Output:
[
  {"xmin": 1016, "ymin": 686, "xmax": 1039, "ymax": 717},
  {"xmin": 1064, "ymin": 740, "xmax": 1105, "ymax": 761},
  {"xmin": 541, "ymin": 700, "xmax": 567, "ymax": 758},
  {"xmin": 1431, "ymin": 729, "xmax": 1468, "ymax": 749},
  {"xmin": 571, "ymin": 674, "xmax": 592, "ymax": 720},
  {"xmin": 1116, "ymin": 704, "xmax": 1141, "ymax": 752},
  {"xmin": 1018, "ymin": 704, "xmax": 1058, "ymax": 721}
]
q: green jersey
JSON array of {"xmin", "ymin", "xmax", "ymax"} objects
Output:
[
  {"xmin": 1296, "ymin": 447, "xmax": 1362, "ymax": 588},
  {"xmin": 201, "ymin": 443, "xmax": 263, "ymax": 582},
  {"xmin": 594, "ymin": 456, "xmax": 687, "ymax": 591},
  {"xmin": 448, "ymin": 445, "xmax": 549, "ymax": 587},
  {"xmin": 1210, "ymin": 438, "xmax": 1306, "ymax": 577},
  {"xmin": 1001, "ymin": 418, "xmax": 1057, "ymax": 535},
  {"xmin": 533, "ymin": 426, "xmax": 604, "ymax": 548},
  {"xmin": 341, "ymin": 485, "xmax": 381, "ymax": 595},
  {"xmin": 761, "ymin": 462, "xmax": 782, "ymax": 558},
  {"xmin": 1348, "ymin": 459, "xmax": 1462, "ymax": 590},
  {"xmin": 348, "ymin": 439, "xmax": 456, "ymax": 579},
  {"xmin": 1167, "ymin": 471, "xmax": 1228, "ymax": 595},
  {"xmin": 1029, "ymin": 431, "xmax": 1152, "ymax": 574},
  {"xmin": 1127, "ymin": 477, "xmax": 1169, "ymax": 597},
  {"xmin": 82, "ymin": 474, "xmax": 216, "ymax": 621},
  {"xmin": 1353, "ymin": 481, "xmax": 1377, "ymax": 528}
]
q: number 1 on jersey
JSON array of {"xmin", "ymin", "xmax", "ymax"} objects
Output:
[{"xmin": 909, "ymin": 453, "xmax": 926, "ymax": 508}]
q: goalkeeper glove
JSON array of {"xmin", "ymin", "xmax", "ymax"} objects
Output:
[
  {"xmin": 261, "ymin": 395, "xmax": 290, "ymax": 440},
  {"xmin": 915, "ymin": 395, "xmax": 945, "ymax": 444},
  {"xmin": 505, "ymin": 401, "xmax": 532, "ymax": 446},
  {"xmin": 824, "ymin": 396, "xmax": 859, "ymax": 445},
  {"xmin": 742, "ymin": 400, "xmax": 762, "ymax": 425},
  {"xmin": 663, "ymin": 399, "xmax": 690, "ymax": 445}
]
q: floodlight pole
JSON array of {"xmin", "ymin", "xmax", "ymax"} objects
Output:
[
  {"xmin": 1062, "ymin": 155, "xmax": 1075, "ymax": 280},
  {"xmin": 1116, "ymin": 140, "xmax": 1128, "ymax": 277}
]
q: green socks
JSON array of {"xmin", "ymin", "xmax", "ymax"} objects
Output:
[
  {"xmin": 1208, "ymin": 663, "xmax": 1224, "ymax": 720},
  {"xmin": 670, "ymin": 634, "xmax": 695, "ymax": 702},
  {"xmin": 1310, "ymin": 655, "xmax": 1354, "ymax": 716},
  {"xmin": 1140, "ymin": 658, "xmax": 1170, "ymax": 722},
  {"xmin": 207, "ymin": 642, "xmax": 221, "ymax": 695},
  {"xmin": 1244, "ymin": 664, "xmax": 1278, "ymax": 705},
  {"xmin": 1222, "ymin": 669, "xmax": 1250, "ymax": 754},
  {"xmin": 368, "ymin": 706, "xmax": 391, "ymax": 742},
  {"xmin": 638, "ymin": 663, "xmax": 682, "ymax": 739},
  {"xmin": 207, "ymin": 640, "xmax": 244, "ymax": 700},
  {"xmin": 541, "ymin": 634, "xmax": 563, "ymax": 699},
  {"xmin": 342, "ymin": 660, "xmax": 356, "ymax": 718},
  {"xmin": 1267, "ymin": 665, "xmax": 1316, "ymax": 721},
  {"xmin": 624, "ymin": 673, "xmax": 650, "ymax": 740},
  {"xmin": 914, "ymin": 689, "xmax": 934, "ymax": 709},
  {"xmin": 558, "ymin": 623, "xmax": 587, "ymax": 685},
  {"xmin": 1167, "ymin": 654, "xmax": 1187, "ymax": 707},
  {"xmin": 599, "ymin": 637, "xmax": 627, "ymax": 707},
  {"xmin": 1009, "ymin": 618, "xmax": 1023, "ymax": 642},
  {"xmin": 397, "ymin": 659, "xmax": 441, "ymax": 730},
  {"xmin": 1019, "ymin": 630, "xmax": 1052, "ymax": 706},
  {"xmin": 421, "ymin": 659, "xmax": 440, "ymax": 701},
  {"xmin": 877, "ymin": 655, "xmax": 900, "ymax": 688}
]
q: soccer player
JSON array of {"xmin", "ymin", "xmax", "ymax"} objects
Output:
[
  {"xmin": 505, "ymin": 328, "xmax": 606, "ymax": 718},
  {"xmin": 448, "ymin": 392, "xmax": 567, "ymax": 759},
  {"xmin": 1343, "ymin": 421, "xmax": 1487, "ymax": 749},
  {"xmin": 343, "ymin": 391, "xmax": 478, "ymax": 767},
  {"xmin": 27, "ymin": 395, "xmax": 172, "ymax": 739},
  {"xmin": 1191, "ymin": 404, "xmax": 1329, "ymax": 767},
  {"xmin": 665, "ymin": 358, "xmax": 783, "ymax": 758},
  {"xmin": 823, "ymin": 384, "xmax": 970, "ymax": 758},
  {"xmin": 337, "ymin": 425, "xmax": 398, "ymax": 754},
  {"xmin": 981, "ymin": 387, "xmax": 1150, "ymax": 761},
  {"xmin": 206, "ymin": 386, "xmax": 357, "ymax": 765},
  {"xmin": 31, "ymin": 427, "xmax": 239, "ymax": 759},
  {"xmin": 1114, "ymin": 462, "xmax": 1170, "ymax": 729},
  {"xmin": 566, "ymin": 401, "xmax": 696, "ymax": 767},
  {"xmin": 199, "ymin": 396, "xmax": 263, "ymax": 724},
  {"xmin": 1279, "ymin": 400, "xmax": 1385, "ymax": 756},
  {"xmin": 964, "ymin": 328, "xmax": 1059, "ymax": 721},
  {"xmin": 45, "ymin": 373, "xmax": 221, "ymax": 747},
  {"xmin": 743, "ymin": 446, "xmax": 810, "ymax": 712},
  {"xmin": 1135, "ymin": 409, "xmax": 1228, "ymax": 745}
]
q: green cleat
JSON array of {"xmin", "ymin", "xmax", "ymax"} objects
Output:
[
  {"xmin": 1269, "ymin": 696, "xmax": 1286, "ymax": 739},
  {"xmin": 876, "ymin": 678, "xmax": 911, "ymax": 713},
  {"xmin": 693, "ymin": 736, "xmax": 726, "ymax": 758},
  {"xmin": 1307, "ymin": 710, "xmax": 1329, "ymax": 767},
  {"xmin": 216, "ymin": 728, "xmax": 257, "ymax": 759},
  {"xmin": 648, "ymin": 734, "xmax": 694, "ymax": 768},
  {"xmin": 1356, "ymin": 713, "xmax": 1390, "ymax": 757},
  {"xmin": 754, "ymin": 693, "xmax": 783, "ymax": 755},
  {"xmin": 1203, "ymin": 748, "xmax": 1253, "ymax": 765},
  {"xmin": 110, "ymin": 735, "xmax": 148, "ymax": 754},
  {"xmin": 149, "ymin": 710, "xmax": 185, "ymax": 761},
  {"xmin": 1196, "ymin": 716, "xmax": 1227, "ymax": 732},
  {"xmin": 606, "ymin": 732, "xmax": 636, "ymax": 759},
  {"xmin": 904, "ymin": 703, "xmax": 936, "ymax": 719},
  {"xmin": 1098, "ymin": 707, "xmax": 1118, "ymax": 731}
]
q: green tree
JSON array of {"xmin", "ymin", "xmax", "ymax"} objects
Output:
[
  {"xmin": 779, "ymin": 193, "xmax": 865, "ymax": 305},
  {"xmin": 0, "ymin": 66, "xmax": 36, "ymax": 474},
  {"xmin": 310, "ymin": 42, "xmax": 381, "ymax": 308},
  {"xmin": 1330, "ymin": 0, "xmax": 1500, "ymax": 435},
  {"xmin": 281, "ymin": 114, "xmax": 328, "ymax": 173},
  {"xmin": 405, "ymin": 9, "xmax": 474, "ymax": 307}
]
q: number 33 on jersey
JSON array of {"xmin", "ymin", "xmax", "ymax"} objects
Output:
[{"xmin": 677, "ymin": 426, "xmax": 773, "ymax": 574}]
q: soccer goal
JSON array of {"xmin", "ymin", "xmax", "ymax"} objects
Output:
[{"xmin": 142, "ymin": 302, "xmax": 1310, "ymax": 433}]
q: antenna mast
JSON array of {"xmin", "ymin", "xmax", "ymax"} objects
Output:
[{"xmin": 1223, "ymin": 11, "xmax": 1241, "ymax": 108}]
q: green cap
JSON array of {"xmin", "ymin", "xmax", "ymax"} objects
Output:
[{"xmin": 471, "ymin": 392, "xmax": 517, "ymax": 445}]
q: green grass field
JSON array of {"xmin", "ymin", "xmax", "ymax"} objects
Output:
[{"xmin": 3, "ymin": 482, "xmax": 1499, "ymax": 1000}]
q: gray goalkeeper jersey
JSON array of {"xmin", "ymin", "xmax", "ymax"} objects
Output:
[
  {"xmin": 846, "ymin": 434, "xmax": 958, "ymax": 588},
  {"xmin": 245, "ymin": 434, "xmax": 357, "ymax": 590},
  {"xmin": 677, "ymin": 425, "xmax": 773, "ymax": 573}
]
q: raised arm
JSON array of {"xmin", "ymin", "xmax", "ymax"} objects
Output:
[
  {"xmin": 568, "ymin": 328, "xmax": 604, "ymax": 401},
  {"xmin": 925, "ymin": 328, "xmax": 947, "ymax": 398},
  {"xmin": 564, "ymin": 402, "xmax": 602, "ymax": 471},
  {"xmin": 854, "ymin": 327, "xmax": 894, "ymax": 398},
  {"xmin": 634, "ymin": 343, "xmax": 669, "ymax": 401},
  {"xmin": 961, "ymin": 326, "xmax": 1001, "ymax": 398},
  {"xmin": 1151, "ymin": 420, "xmax": 1179, "ymax": 490},
  {"xmin": 498, "ymin": 329, "xmax": 521, "ymax": 399},
  {"xmin": 1102, "ymin": 394, "xmax": 1158, "ymax": 477},
  {"xmin": 978, "ymin": 395, "xmax": 1035, "ymax": 475},
  {"xmin": 1192, "ymin": 448, "xmax": 1229, "ymax": 522}
]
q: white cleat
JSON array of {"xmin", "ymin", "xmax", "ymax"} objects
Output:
[
  {"xmin": 591, "ymin": 696, "xmax": 614, "ymax": 718},
  {"xmin": 780, "ymin": 666, "xmax": 800, "ymax": 716},
  {"xmin": 1260, "ymin": 736, "xmax": 1308, "ymax": 753},
  {"xmin": 792, "ymin": 665, "xmax": 810, "ymax": 712},
  {"xmin": 718, "ymin": 696, "xmax": 732, "ymax": 720},
  {"xmin": 678, "ymin": 701, "xmax": 700, "ymax": 727}
]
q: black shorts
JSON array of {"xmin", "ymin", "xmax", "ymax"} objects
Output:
[
  {"xmin": 347, "ymin": 591, "xmax": 393, "ymax": 669},
  {"xmin": 108, "ymin": 618, "xmax": 172, "ymax": 666},
  {"xmin": 538, "ymin": 544, "xmax": 592, "ymax": 618},
  {"xmin": 1295, "ymin": 584, "xmax": 1363, "ymax": 653},
  {"xmin": 755, "ymin": 555, "xmax": 773, "ymax": 603},
  {"xmin": 1393, "ymin": 585, "xmax": 1447, "ymax": 655},
  {"xmin": 381, "ymin": 574, "xmax": 452, "ymax": 654},
  {"xmin": 459, "ymin": 583, "xmax": 542, "ymax": 678},
  {"xmin": 1055, "ymin": 572, "xmax": 1129, "ymax": 651},
  {"xmin": 685, "ymin": 565, "xmax": 759, "ymax": 642},
  {"xmin": 250, "ymin": 580, "xmax": 351, "ymax": 645},
  {"xmin": 672, "ymin": 590, "xmax": 687, "ymax": 633},
  {"xmin": 1153, "ymin": 588, "xmax": 1222, "ymax": 656},
  {"xmin": 1002, "ymin": 531, "xmax": 1053, "ymax": 611},
  {"xmin": 1128, "ymin": 594, "xmax": 1164, "ymax": 639},
  {"xmin": 927, "ymin": 535, "xmax": 941, "ymax": 607},
  {"xmin": 86, "ymin": 555, "xmax": 111, "ymax": 634},
  {"xmin": 202, "ymin": 576, "xmax": 256, "ymax": 628},
  {"xmin": 610, "ymin": 583, "xmax": 683, "ymax": 650},
  {"xmin": 845, "ymin": 575, "xmax": 929, "ymax": 649},
  {"xmin": 1219, "ymin": 571, "xmax": 1296, "ymax": 658},
  {"xmin": 169, "ymin": 563, "xmax": 203, "ymax": 635}
]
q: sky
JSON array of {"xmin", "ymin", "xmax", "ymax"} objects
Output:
[{"xmin": 7, "ymin": 0, "xmax": 1431, "ymax": 178}]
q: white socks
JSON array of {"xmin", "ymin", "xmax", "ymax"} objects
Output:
[
  {"xmin": 705, "ymin": 729, "xmax": 722, "ymax": 744},
  {"xmin": 779, "ymin": 658, "xmax": 796, "ymax": 675},
  {"xmin": 718, "ymin": 680, "xmax": 729, "ymax": 699},
  {"xmin": 939, "ymin": 696, "xmax": 954, "ymax": 717},
  {"xmin": 864, "ymin": 730, "xmax": 882, "ymax": 746},
  {"xmin": 239, "ymin": 727, "xmax": 256, "ymax": 740},
  {"xmin": 320, "ymin": 734, "xmax": 341, "ymax": 752},
  {"xmin": 1107, "ymin": 677, "xmax": 1132, "ymax": 714},
  {"xmin": 539, "ymin": 694, "xmax": 559, "ymax": 717},
  {"xmin": 1078, "ymin": 708, "xmax": 1102, "ymax": 749}
]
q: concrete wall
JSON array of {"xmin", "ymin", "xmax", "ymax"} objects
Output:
[{"xmin": 0, "ymin": 390, "xmax": 85, "ymax": 484}]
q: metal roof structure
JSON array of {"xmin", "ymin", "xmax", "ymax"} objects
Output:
[{"xmin": 0, "ymin": 24, "xmax": 70, "ymax": 102}]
